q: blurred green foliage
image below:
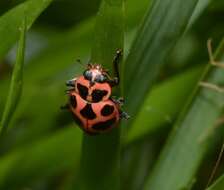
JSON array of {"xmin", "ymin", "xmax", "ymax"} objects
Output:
[{"xmin": 0, "ymin": 0, "xmax": 224, "ymax": 190}]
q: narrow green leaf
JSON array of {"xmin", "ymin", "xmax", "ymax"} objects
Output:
[
  {"xmin": 126, "ymin": 65, "xmax": 204, "ymax": 144},
  {"xmin": 80, "ymin": 0, "xmax": 124, "ymax": 190},
  {"xmin": 0, "ymin": 0, "xmax": 53, "ymax": 59},
  {"xmin": 0, "ymin": 19, "xmax": 26, "ymax": 134},
  {"xmin": 144, "ymin": 39, "xmax": 224, "ymax": 190},
  {"xmin": 207, "ymin": 174, "xmax": 224, "ymax": 190},
  {"xmin": 123, "ymin": 0, "xmax": 199, "ymax": 125}
]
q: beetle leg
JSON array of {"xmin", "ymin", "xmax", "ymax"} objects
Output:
[
  {"xmin": 111, "ymin": 97, "xmax": 129, "ymax": 119},
  {"xmin": 106, "ymin": 77, "xmax": 119, "ymax": 87},
  {"xmin": 111, "ymin": 96, "xmax": 124, "ymax": 106},
  {"xmin": 112, "ymin": 49, "xmax": 123, "ymax": 86},
  {"xmin": 119, "ymin": 111, "xmax": 130, "ymax": 120}
]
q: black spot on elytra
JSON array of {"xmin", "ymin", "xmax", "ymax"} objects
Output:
[
  {"xmin": 92, "ymin": 117, "xmax": 116, "ymax": 130},
  {"xmin": 69, "ymin": 95, "xmax": 77, "ymax": 108},
  {"xmin": 92, "ymin": 89, "xmax": 108, "ymax": 102},
  {"xmin": 77, "ymin": 83, "xmax": 88, "ymax": 100},
  {"xmin": 101, "ymin": 105, "xmax": 114, "ymax": 116},
  {"xmin": 80, "ymin": 104, "xmax": 96, "ymax": 120}
]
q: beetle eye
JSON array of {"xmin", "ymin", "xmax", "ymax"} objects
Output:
[
  {"xmin": 95, "ymin": 74, "xmax": 106, "ymax": 83},
  {"xmin": 83, "ymin": 70, "xmax": 92, "ymax": 80}
]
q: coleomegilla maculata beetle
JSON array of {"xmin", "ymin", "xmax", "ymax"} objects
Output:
[{"xmin": 62, "ymin": 49, "xmax": 129, "ymax": 135}]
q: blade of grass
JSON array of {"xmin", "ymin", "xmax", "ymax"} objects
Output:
[
  {"xmin": 144, "ymin": 39, "xmax": 224, "ymax": 190},
  {"xmin": 123, "ymin": 0, "xmax": 199, "ymax": 126},
  {"xmin": 0, "ymin": 0, "xmax": 53, "ymax": 59},
  {"xmin": 79, "ymin": 0, "xmax": 124, "ymax": 190},
  {"xmin": 126, "ymin": 0, "xmax": 210, "ymax": 142},
  {"xmin": 0, "ymin": 19, "xmax": 26, "ymax": 135}
]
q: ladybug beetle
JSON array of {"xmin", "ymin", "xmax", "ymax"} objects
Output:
[
  {"xmin": 62, "ymin": 49, "xmax": 129, "ymax": 134},
  {"xmin": 66, "ymin": 90, "xmax": 127, "ymax": 135},
  {"xmin": 66, "ymin": 50, "xmax": 122, "ymax": 103}
]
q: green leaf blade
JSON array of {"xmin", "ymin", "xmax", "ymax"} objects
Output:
[
  {"xmin": 79, "ymin": 0, "xmax": 124, "ymax": 190},
  {"xmin": 123, "ymin": 0, "xmax": 199, "ymax": 124},
  {"xmin": 0, "ymin": 19, "xmax": 26, "ymax": 134}
]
